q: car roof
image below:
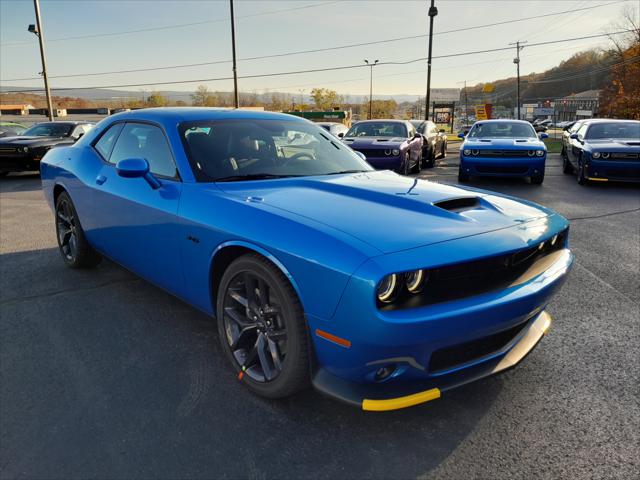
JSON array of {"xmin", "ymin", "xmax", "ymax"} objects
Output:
[
  {"xmin": 316, "ymin": 122, "xmax": 342, "ymax": 126},
  {"xmin": 472, "ymin": 119, "xmax": 532, "ymax": 125},
  {"xmin": 579, "ymin": 118, "xmax": 639, "ymax": 124},
  {"xmin": 108, "ymin": 107, "xmax": 307, "ymax": 125},
  {"xmin": 352, "ymin": 119, "xmax": 407, "ymax": 124},
  {"xmin": 30, "ymin": 121, "xmax": 93, "ymax": 126}
]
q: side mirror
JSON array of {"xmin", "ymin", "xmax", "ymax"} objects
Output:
[
  {"xmin": 457, "ymin": 133, "xmax": 465, "ymax": 139},
  {"xmin": 74, "ymin": 132, "xmax": 85, "ymax": 141},
  {"xmin": 116, "ymin": 158, "xmax": 161, "ymax": 189},
  {"xmin": 354, "ymin": 151, "xmax": 367, "ymax": 161},
  {"xmin": 337, "ymin": 132, "xmax": 344, "ymax": 138},
  {"xmin": 413, "ymin": 133, "xmax": 422, "ymax": 139},
  {"xmin": 569, "ymin": 133, "xmax": 579, "ymax": 139},
  {"xmin": 539, "ymin": 132, "xmax": 549, "ymax": 139}
]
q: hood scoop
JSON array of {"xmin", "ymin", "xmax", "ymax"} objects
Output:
[{"xmin": 433, "ymin": 196, "xmax": 480, "ymax": 213}]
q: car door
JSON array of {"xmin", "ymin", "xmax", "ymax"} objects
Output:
[
  {"xmin": 90, "ymin": 121, "xmax": 184, "ymax": 293},
  {"xmin": 406, "ymin": 124, "xmax": 422, "ymax": 162}
]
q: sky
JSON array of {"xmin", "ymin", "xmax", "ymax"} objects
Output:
[{"xmin": 0, "ymin": 0, "xmax": 636, "ymax": 100}]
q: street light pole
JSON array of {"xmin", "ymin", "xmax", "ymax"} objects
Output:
[
  {"xmin": 424, "ymin": 0, "xmax": 438, "ymax": 121},
  {"xmin": 510, "ymin": 40, "xmax": 527, "ymax": 119},
  {"xmin": 29, "ymin": 0, "xmax": 53, "ymax": 121},
  {"xmin": 364, "ymin": 59, "xmax": 378, "ymax": 119},
  {"xmin": 229, "ymin": 0, "xmax": 239, "ymax": 109}
]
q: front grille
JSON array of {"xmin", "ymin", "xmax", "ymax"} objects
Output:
[
  {"xmin": 428, "ymin": 318, "xmax": 530, "ymax": 373},
  {"xmin": 351, "ymin": 148, "xmax": 393, "ymax": 158},
  {"xmin": 476, "ymin": 165, "xmax": 529, "ymax": 174},
  {"xmin": 610, "ymin": 152, "xmax": 639, "ymax": 160},
  {"xmin": 0, "ymin": 147, "xmax": 18, "ymax": 154},
  {"xmin": 477, "ymin": 150, "xmax": 530, "ymax": 158},
  {"xmin": 379, "ymin": 228, "xmax": 568, "ymax": 310}
]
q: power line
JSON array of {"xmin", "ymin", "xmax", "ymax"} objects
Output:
[
  {"xmin": 0, "ymin": 1, "xmax": 341, "ymax": 47},
  {"xmin": 1, "ymin": 30, "xmax": 634, "ymax": 94}
]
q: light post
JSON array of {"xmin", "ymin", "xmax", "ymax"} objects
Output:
[
  {"xmin": 28, "ymin": 0, "xmax": 54, "ymax": 121},
  {"xmin": 229, "ymin": 0, "xmax": 239, "ymax": 109},
  {"xmin": 364, "ymin": 59, "xmax": 378, "ymax": 119},
  {"xmin": 424, "ymin": 0, "xmax": 438, "ymax": 121}
]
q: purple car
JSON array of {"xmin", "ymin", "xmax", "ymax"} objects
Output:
[{"xmin": 342, "ymin": 120, "xmax": 423, "ymax": 175}]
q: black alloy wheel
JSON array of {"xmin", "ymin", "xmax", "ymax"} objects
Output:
[
  {"xmin": 54, "ymin": 192, "xmax": 102, "ymax": 268},
  {"xmin": 577, "ymin": 157, "xmax": 588, "ymax": 185},
  {"xmin": 217, "ymin": 254, "xmax": 309, "ymax": 398},
  {"xmin": 562, "ymin": 155, "xmax": 573, "ymax": 174}
]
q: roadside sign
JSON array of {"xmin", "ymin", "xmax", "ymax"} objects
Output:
[
  {"xmin": 430, "ymin": 88, "xmax": 460, "ymax": 102},
  {"xmin": 475, "ymin": 105, "xmax": 488, "ymax": 120},
  {"xmin": 482, "ymin": 84, "xmax": 494, "ymax": 93}
]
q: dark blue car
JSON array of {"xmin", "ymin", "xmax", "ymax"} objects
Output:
[
  {"xmin": 458, "ymin": 120, "xmax": 548, "ymax": 184},
  {"xmin": 563, "ymin": 119, "xmax": 640, "ymax": 185},
  {"xmin": 40, "ymin": 108, "xmax": 573, "ymax": 411},
  {"xmin": 342, "ymin": 120, "xmax": 423, "ymax": 175}
]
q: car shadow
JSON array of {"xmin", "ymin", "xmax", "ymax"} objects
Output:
[
  {"xmin": 1, "ymin": 246, "xmax": 503, "ymax": 479},
  {"xmin": 0, "ymin": 173, "xmax": 42, "ymax": 194}
]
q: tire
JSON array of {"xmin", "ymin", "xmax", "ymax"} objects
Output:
[
  {"xmin": 397, "ymin": 154, "xmax": 410, "ymax": 175},
  {"xmin": 411, "ymin": 150, "xmax": 422, "ymax": 174},
  {"xmin": 441, "ymin": 142, "xmax": 447, "ymax": 159},
  {"xmin": 560, "ymin": 146, "xmax": 567, "ymax": 159},
  {"xmin": 562, "ymin": 156, "xmax": 573, "ymax": 174},
  {"xmin": 531, "ymin": 173, "xmax": 544, "ymax": 185},
  {"xmin": 458, "ymin": 167, "xmax": 469, "ymax": 182},
  {"xmin": 216, "ymin": 253, "xmax": 310, "ymax": 399},
  {"xmin": 424, "ymin": 147, "xmax": 435, "ymax": 168},
  {"xmin": 577, "ymin": 157, "xmax": 588, "ymax": 185},
  {"xmin": 55, "ymin": 191, "xmax": 102, "ymax": 268}
]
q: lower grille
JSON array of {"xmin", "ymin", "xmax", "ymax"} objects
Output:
[
  {"xmin": 610, "ymin": 152, "xmax": 639, "ymax": 160},
  {"xmin": 428, "ymin": 318, "xmax": 530, "ymax": 373},
  {"xmin": 352, "ymin": 148, "xmax": 395, "ymax": 158},
  {"xmin": 476, "ymin": 165, "xmax": 529, "ymax": 174},
  {"xmin": 0, "ymin": 148, "xmax": 18, "ymax": 154},
  {"xmin": 477, "ymin": 149, "xmax": 530, "ymax": 158}
]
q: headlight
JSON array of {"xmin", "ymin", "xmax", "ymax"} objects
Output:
[
  {"xmin": 392, "ymin": 149, "xmax": 400, "ymax": 156},
  {"xmin": 22, "ymin": 146, "xmax": 29, "ymax": 153},
  {"xmin": 471, "ymin": 149, "xmax": 479, "ymax": 156},
  {"xmin": 376, "ymin": 274, "xmax": 399, "ymax": 303},
  {"xmin": 463, "ymin": 149, "xmax": 471, "ymax": 156},
  {"xmin": 592, "ymin": 152, "xmax": 601, "ymax": 159},
  {"xmin": 405, "ymin": 269, "xmax": 427, "ymax": 293},
  {"xmin": 528, "ymin": 150, "xmax": 535, "ymax": 157},
  {"xmin": 536, "ymin": 150, "xmax": 544, "ymax": 157},
  {"xmin": 601, "ymin": 152, "xmax": 610, "ymax": 159},
  {"xmin": 384, "ymin": 149, "xmax": 392, "ymax": 156}
]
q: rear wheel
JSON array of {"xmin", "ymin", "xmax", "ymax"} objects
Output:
[
  {"xmin": 55, "ymin": 191, "xmax": 102, "ymax": 268},
  {"xmin": 217, "ymin": 254, "xmax": 310, "ymax": 399}
]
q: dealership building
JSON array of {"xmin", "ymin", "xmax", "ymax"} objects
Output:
[{"xmin": 553, "ymin": 90, "xmax": 601, "ymax": 122}]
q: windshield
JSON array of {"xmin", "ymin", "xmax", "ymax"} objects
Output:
[
  {"xmin": 409, "ymin": 120, "xmax": 424, "ymax": 130},
  {"xmin": 179, "ymin": 119, "xmax": 373, "ymax": 182},
  {"xmin": 22, "ymin": 123, "xmax": 73, "ymax": 137},
  {"xmin": 468, "ymin": 122, "xmax": 537, "ymax": 139},
  {"xmin": 345, "ymin": 122, "xmax": 408, "ymax": 138},
  {"xmin": 586, "ymin": 122, "xmax": 640, "ymax": 140}
]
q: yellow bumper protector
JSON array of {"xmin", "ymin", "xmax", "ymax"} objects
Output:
[{"xmin": 362, "ymin": 388, "xmax": 441, "ymax": 411}]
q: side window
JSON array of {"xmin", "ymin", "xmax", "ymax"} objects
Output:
[
  {"xmin": 110, "ymin": 123, "xmax": 177, "ymax": 178},
  {"xmin": 577, "ymin": 124, "xmax": 588, "ymax": 139},
  {"xmin": 94, "ymin": 123, "xmax": 124, "ymax": 160}
]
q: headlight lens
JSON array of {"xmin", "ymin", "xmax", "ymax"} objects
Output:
[
  {"xmin": 22, "ymin": 146, "xmax": 29, "ymax": 153},
  {"xmin": 536, "ymin": 150, "xmax": 544, "ymax": 156},
  {"xmin": 376, "ymin": 274, "xmax": 399, "ymax": 303},
  {"xmin": 392, "ymin": 149, "xmax": 400, "ymax": 156},
  {"xmin": 592, "ymin": 151, "xmax": 601, "ymax": 158},
  {"xmin": 528, "ymin": 150, "xmax": 535, "ymax": 157},
  {"xmin": 405, "ymin": 269, "xmax": 427, "ymax": 293},
  {"xmin": 463, "ymin": 149, "xmax": 471, "ymax": 156},
  {"xmin": 601, "ymin": 152, "xmax": 610, "ymax": 159},
  {"xmin": 471, "ymin": 149, "xmax": 479, "ymax": 156}
]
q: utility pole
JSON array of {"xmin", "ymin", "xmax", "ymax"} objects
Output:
[
  {"xmin": 510, "ymin": 40, "xmax": 527, "ymax": 119},
  {"xmin": 464, "ymin": 80, "xmax": 468, "ymax": 126},
  {"xmin": 29, "ymin": 0, "xmax": 53, "ymax": 121},
  {"xmin": 229, "ymin": 0, "xmax": 239, "ymax": 109},
  {"xmin": 364, "ymin": 59, "xmax": 378, "ymax": 119},
  {"xmin": 424, "ymin": 0, "xmax": 438, "ymax": 121}
]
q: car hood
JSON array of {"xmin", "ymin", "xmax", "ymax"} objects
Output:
[
  {"xmin": 462, "ymin": 138, "xmax": 545, "ymax": 149},
  {"xmin": 0, "ymin": 136, "xmax": 68, "ymax": 147},
  {"xmin": 342, "ymin": 137, "xmax": 407, "ymax": 148},
  {"xmin": 586, "ymin": 139, "xmax": 640, "ymax": 151},
  {"xmin": 216, "ymin": 170, "xmax": 555, "ymax": 254}
]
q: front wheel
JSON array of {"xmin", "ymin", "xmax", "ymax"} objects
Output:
[
  {"xmin": 55, "ymin": 191, "xmax": 102, "ymax": 268},
  {"xmin": 562, "ymin": 156, "xmax": 573, "ymax": 174},
  {"xmin": 458, "ymin": 167, "xmax": 469, "ymax": 182},
  {"xmin": 577, "ymin": 157, "xmax": 588, "ymax": 185},
  {"xmin": 440, "ymin": 142, "xmax": 447, "ymax": 158},
  {"xmin": 217, "ymin": 254, "xmax": 310, "ymax": 399},
  {"xmin": 411, "ymin": 151, "xmax": 422, "ymax": 173},
  {"xmin": 531, "ymin": 173, "xmax": 544, "ymax": 185}
]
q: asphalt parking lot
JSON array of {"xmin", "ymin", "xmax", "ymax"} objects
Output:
[{"xmin": 1, "ymin": 146, "xmax": 638, "ymax": 479}]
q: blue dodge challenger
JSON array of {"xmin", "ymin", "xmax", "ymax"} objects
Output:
[
  {"xmin": 458, "ymin": 119, "xmax": 548, "ymax": 184},
  {"xmin": 41, "ymin": 108, "xmax": 573, "ymax": 411}
]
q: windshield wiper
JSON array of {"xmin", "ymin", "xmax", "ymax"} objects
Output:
[
  {"xmin": 323, "ymin": 169, "xmax": 371, "ymax": 175},
  {"xmin": 214, "ymin": 173, "xmax": 301, "ymax": 182}
]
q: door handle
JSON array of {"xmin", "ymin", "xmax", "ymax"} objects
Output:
[{"xmin": 96, "ymin": 175, "xmax": 107, "ymax": 185}]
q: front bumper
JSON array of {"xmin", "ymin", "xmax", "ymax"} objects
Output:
[
  {"xmin": 460, "ymin": 155, "xmax": 545, "ymax": 177},
  {"xmin": 585, "ymin": 158, "xmax": 640, "ymax": 183},
  {"xmin": 354, "ymin": 153, "xmax": 403, "ymax": 170},
  {"xmin": 313, "ymin": 310, "xmax": 552, "ymax": 411},
  {"xmin": 0, "ymin": 154, "xmax": 42, "ymax": 173}
]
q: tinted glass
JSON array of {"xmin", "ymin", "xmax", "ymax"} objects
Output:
[
  {"xmin": 468, "ymin": 122, "xmax": 536, "ymax": 138},
  {"xmin": 586, "ymin": 122, "xmax": 640, "ymax": 139},
  {"xmin": 23, "ymin": 123, "xmax": 73, "ymax": 137},
  {"xmin": 577, "ymin": 124, "xmax": 589, "ymax": 138},
  {"xmin": 345, "ymin": 122, "xmax": 408, "ymax": 138},
  {"xmin": 180, "ymin": 119, "xmax": 372, "ymax": 181},
  {"xmin": 110, "ymin": 123, "xmax": 177, "ymax": 178},
  {"xmin": 94, "ymin": 123, "xmax": 124, "ymax": 160}
]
